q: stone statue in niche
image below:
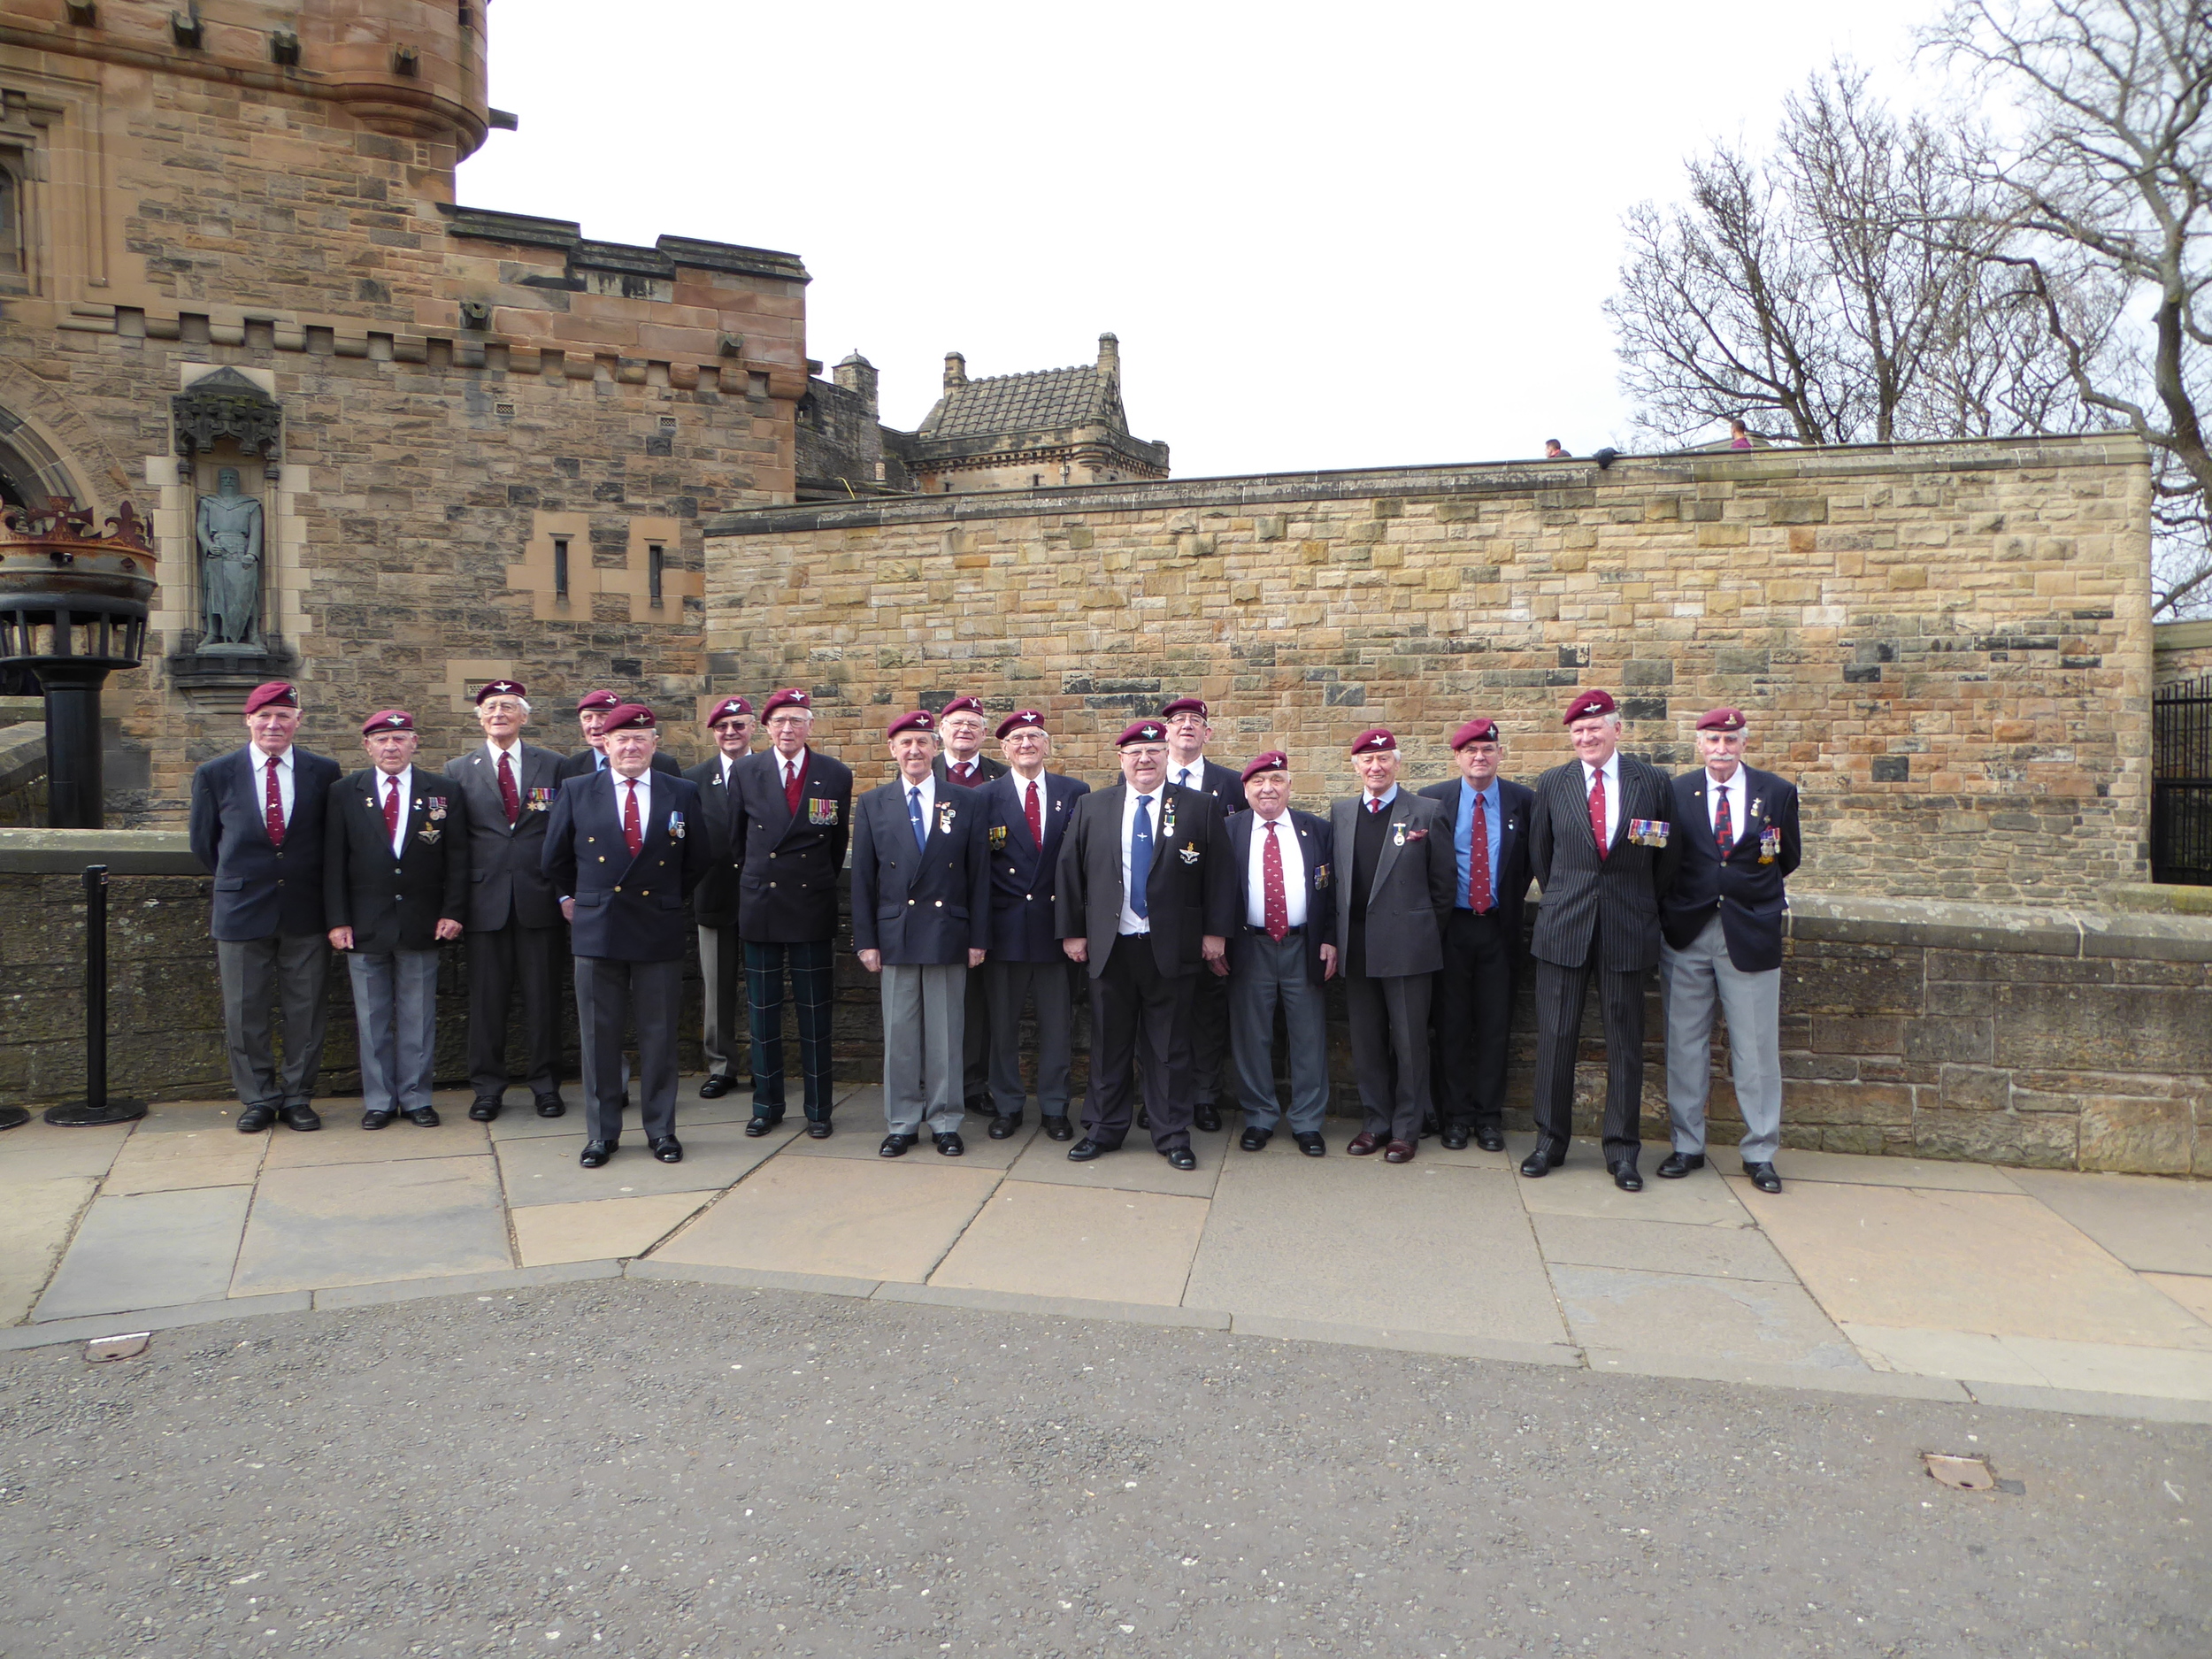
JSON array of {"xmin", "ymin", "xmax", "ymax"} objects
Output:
[{"xmin": 196, "ymin": 466, "xmax": 264, "ymax": 649}]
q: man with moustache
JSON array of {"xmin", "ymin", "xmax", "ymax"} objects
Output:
[
  {"xmin": 851, "ymin": 710, "xmax": 993, "ymax": 1156},
  {"xmin": 1156, "ymin": 695, "xmax": 1242, "ymax": 1133},
  {"xmin": 188, "ymin": 681, "xmax": 343, "ymax": 1134},
  {"xmin": 445, "ymin": 679, "xmax": 567, "ymax": 1121},
  {"xmin": 977, "ymin": 710, "xmax": 1090, "ymax": 1141},
  {"xmin": 1524, "ymin": 689, "xmax": 1682, "ymax": 1191},
  {"xmin": 933, "ymin": 695, "xmax": 1007, "ymax": 1123},
  {"xmin": 557, "ymin": 687, "xmax": 679, "ymax": 782},
  {"xmin": 684, "ymin": 695, "xmax": 757, "ymax": 1100},
  {"xmin": 325, "ymin": 710, "xmax": 469, "ymax": 1130}
]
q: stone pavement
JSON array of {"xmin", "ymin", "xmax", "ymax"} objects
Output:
[{"xmin": 6, "ymin": 1079, "xmax": 2211, "ymax": 1420}]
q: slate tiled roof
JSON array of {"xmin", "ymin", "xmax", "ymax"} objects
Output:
[{"xmin": 917, "ymin": 365, "xmax": 1122, "ymax": 442}]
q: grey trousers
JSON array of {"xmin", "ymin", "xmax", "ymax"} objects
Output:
[
  {"xmin": 217, "ymin": 933, "xmax": 331, "ymax": 1109},
  {"xmin": 881, "ymin": 962, "xmax": 966, "ymax": 1136},
  {"xmin": 697, "ymin": 924, "xmax": 749, "ymax": 1081},
  {"xmin": 984, "ymin": 957, "xmax": 1075, "ymax": 1120},
  {"xmin": 575, "ymin": 955, "xmax": 681, "ymax": 1146},
  {"xmin": 346, "ymin": 949, "xmax": 441, "ymax": 1116},
  {"xmin": 1344, "ymin": 969, "xmax": 1433, "ymax": 1143},
  {"xmin": 1229, "ymin": 935, "xmax": 1331, "ymax": 1133},
  {"xmin": 1661, "ymin": 914, "xmax": 1784, "ymax": 1163}
]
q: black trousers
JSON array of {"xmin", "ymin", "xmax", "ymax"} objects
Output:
[
  {"xmin": 1529, "ymin": 933, "xmax": 1647, "ymax": 1159},
  {"xmin": 1343, "ymin": 970, "xmax": 1432, "ymax": 1144},
  {"xmin": 465, "ymin": 920, "xmax": 564, "ymax": 1099},
  {"xmin": 1135, "ymin": 956, "xmax": 1228, "ymax": 1106},
  {"xmin": 1431, "ymin": 908, "xmax": 1514, "ymax": 1131},
  {"xmin": 1083, "ymin": 935, "xmax": 1193, "ymax": 1153},
  {"xmin": 574, "ymin": 955, "xmax": 680, "ymax": 1146},
  {"xmin": 962, "ymin": 960, "xmax": 990, "ymax": 1108}
]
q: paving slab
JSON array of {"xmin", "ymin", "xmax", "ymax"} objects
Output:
[
  {"xmin": 497, "ymin": 1118, "xmax": 797, "ymax": 1206},
  {"xmin": 511, "ymin": 1193, "xmax": 717, "ymax": 1267},
  {"xmin": 1843, "ymin": 1320, "xmax": 2212, "ymax": 1401},
  {"xmin": 1762, "ymin": 1147, "xmax": 2024, "ymax": 1194},
  {"xmin": 929, "ymin": 1179, "xmax": 1208, "ymax": 1306},
  {"xmin": 2003, "ymin": 1168, "xmax": 2212, "ymax": 1276},
  {"xmin": 231, "ymin": 1155, "xmax": 511, "ymax": 1294},
  {"xmin": 1840, "ymin": 1322, "xmax": 2047, "ymax": 1386},
  {"xmin": 101, "ymin": 1125, "xmax": 265, "ymax": 1195},
  {"xmin": 263, "ymin": 1102, "xmax": 489, "ymax": 1168},
  {"xmin": 1003, "ymin": 1121, "xmax": 1232, "ymax": 1196},
  {"xmin": 130, "ymin": 1100, "xmax": 247, "ymax": 1136},
  {"xmin": 0, "ymin": 1117, "xmax": 132, "ymax": 1182},
  {"xmin": 34, "ymin": 1185, "xmax": 252, "ymax": 1320},
  {"xmin": 485, "ymin": 1080, "xmax": 766, "ymax": 1141},
  {"xmin": 2148, "ymin": 1272, "xmax": 2212, "ymax": 1325},
  {"xmin": 1549, "ymin": 1263, "xmax": 1863, "ymax": 1369},
  {"xmin": 1515, "ymin": 1142, "xmax": 1755, "ymax": 1228},
  {"xmin": 649, "ymin": 1156, "xmax": 1000, "ymax": 1283},
  {"xmin": 1740, "ymin": 1179, "xmax": 2212, "ymax": 1350},
  {"xmin": 1185, "ymin": 1155, "xmax": 1570, "ymax": 1346},
  {"xmin": 0, "ymin": 1177, "xmax": 96, "ymax": 1325},
  {"xmin": 1531, "ymin": 1212, "xmax": 1801, "ymax": 1283},
  {"xmin": 784, "ymin": 1093, "xmax": 1042, "ymax": 1169}
]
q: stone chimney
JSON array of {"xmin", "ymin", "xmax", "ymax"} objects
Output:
[
  {"xmin": 1096, "ymin": 333, "xmax": 1120, "ymax": 387},
  {"xmin": 943, "ymin": 351, "xmax": 967, "ymax": 391},
  {"xmin": 833, "ymin": 351, "xmax": 878, "ymax": 415}
]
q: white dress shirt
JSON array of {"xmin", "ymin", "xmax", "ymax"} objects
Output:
[
  {"xmin": 379, "ymin": 766, "xmax": 412, "ymax": 858},
  {"xmin": 611, "ymin": 767, "xmax": 652, "ymax": 837},
  {"xmin": 777, "ymin": 748, "xmax": 809, "ymax": 795},
  {"xmin": 1171, "ymin": 758, "xmax": 1204, "ymax": 793},
  {"xmin": 1246, "ymin": 810, "xmax": 1309, "ymax": 929},
  {"xmin": 1580, "ymin": 754, "xmax": 1622, "ymax": 848},
  {"xmin": 718, "ymin": 752, "xmax": 739, "ymax": 788},
  {"xmin": 1361, "ymin": 781, "xmax": 1400, "ymax": 814},
  {"xmin": 485, "ymin": 735, "xmax": 523, "ymax": 766},
  {"xmin": 902, "ymin": 770, "xmax": 938, "ymax": 835},
  {"xmin": 1118, "ymin": 786, "xmax": 1161, "ymax": 935},
  {"xmin": 255, "ymin": 745, "xmax": 295, "ymax": 826},
  {"xmin": 1705, "ymin": 768, "xmax": 1747, "ymax": 845},
  {"xmin": 1010, "ymin": 768, "xmax": 1049, "ymax": 833}
]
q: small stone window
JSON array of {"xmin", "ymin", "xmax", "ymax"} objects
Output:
[
  {"xmin": 0, "ymin": 165, "xmax": 22, "ymax": 284},
  {"xmin": 552, "ymin": 534, "xmax": 570, "ymax": 601},
  {"xmin": 648, "ymin": 541, "xmax": 664, "ymax": 605}
]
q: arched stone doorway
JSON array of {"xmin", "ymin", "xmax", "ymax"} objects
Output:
[{"xmin": 0, "ymin": 406, "xmax": 88, "ymax": 694}]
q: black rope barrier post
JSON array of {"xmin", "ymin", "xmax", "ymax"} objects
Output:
[{"xmin": 44, "ymin": 864, "xmax": 146, "ymax": 1128}]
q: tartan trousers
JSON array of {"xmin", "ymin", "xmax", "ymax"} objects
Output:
[{"xmin": 745, "ymin": 938, "xmax": 837, "ymax": 1120}]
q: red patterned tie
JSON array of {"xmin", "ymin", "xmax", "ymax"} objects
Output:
[
  {"xmin": 783, "ymin": 757, "xmax": 804, "ymax": 818},
  {"xmin": 1025, "ymin": 779, "xmax": 1041, "ymax": 845},
  {"xmin": 264, "ymin": 757, "xmax": 286, "ymax": 848},
  {"xmin": 497, "ymin": 749, "xmax": 519, "ymax": 826},
  {"xmin": 623, "ymin": 779, "xmax": 643, "ymax": 858},
  {"xmin": 382, "ymin": 776, "xmax": 401, "ymax": 846},
  {"xmin": 1469, "ymin": 794, "xmax": 1492, "ymax": 912},
  {"xmin": 1263, "ymin": 818, "xmax": 1289, "ymax": 942},
  {"xmin": 1588, "ymin": 770, "xmax": 1608, "ymax": 861},
  {"xmin": 1714, "ymin": 782, "xmax": 1732, "ymax": 854}
]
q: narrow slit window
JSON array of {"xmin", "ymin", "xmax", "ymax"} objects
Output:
[
  {"xmin": 552, "ymin": 535, "xmax": 570, "ymax": 600},
  {"xmin": 648, "ymin": 542, "xmax": 664, "ymax": 604}
]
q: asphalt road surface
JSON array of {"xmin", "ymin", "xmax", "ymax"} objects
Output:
[{"xmin": 2, "ymin": 1279, "xmax": 2205, "ymax": 1657}]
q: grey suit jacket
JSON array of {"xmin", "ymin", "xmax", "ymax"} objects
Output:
[
  {"xmin": 1526, "ymin": 753, "xmax": 1683, "ymax": 973},
  {"xmin": 443, "ymin": 740, "xmax": 565, "ymax": 932},
  {"xmin": 1330, "ymin": 790, "xmax": 1455, "ymax": 978}
]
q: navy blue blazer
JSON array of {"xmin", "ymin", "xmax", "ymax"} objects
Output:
[
  {"xmin": 323, "ymin": 766, "xmax": 471, "ymax": 955},
  {"xmin": 979, "ymin": 769, "xmax": 1091, "ymax": 961},
  {"xmin": 188, "ymin": 744, "xmax": 344, "ymax": 941},
  {"xmin": 541, "ymin": 769, "xmax": 710, "ymax": 962},
  {"xmin": 849, "ymin": 779, "xmax": 992, "ymax": 964},
  {"xmin": 1224, "ymin": 808, "xmax": 1337, "ymax": 983},
  {"xmin": 1417, "ymin": 775, "xmax": 1536, "ymax": 943},
  {"xmin": 727, "ymin": 747, "xmax": 856, "ymax": 944},
  {"xmin": 682, "ymin": 753, "xmax": 747, "ymax": 930},
  {"xmin": 1661, "ymin": 764, "xmax": 1801, "ymax": 972}
]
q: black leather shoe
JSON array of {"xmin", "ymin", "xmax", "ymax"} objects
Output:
[
  {"xmin": 650, "ymin": 1136, "xmax": 683, "ymax": 1164},
  {"xmin": 1609, "ymin": 1159, "xmax": 1644, "ymax": 1193},
  {"xmin": 468, "ymin": 1097, "xmax": 502, "ymax": 1122},
  {"xmin": 697, "ymin": 1075, "xmax": 733, "ymax": 1099},
  {"xmin": 1474, "ymin": 1125, "xmax": 1506, "ymax": 1152},
  {"xmin": 1137, "ymin": 1106, "xmax": 1149, "ymax": 1130},
  {"xmin": 1440, "ymin": 1125, "xmax": 1471, "ymax": 1150},
  {"xmin": 879, "ymin": 1133, "xmax": 915, "ymax": 1158},
  {"xmin": 745, "ymin": 1116, "xmax": 781, "ymax": 1138},
  {"xmin": 405, "ymin": 1106, "xmax": 441, "ymax": 1128},
  {"xmin": 534, "ymin": 1094, "xmax": 565, "ymax": 1118},
  {"xmin": 1194, "ymin": 1102, "xmax": 1222, "ymax": 1133},
  {"xmin": 1744, "ymin": 1161, "xmax": 1783, "ymax": 1194},
  {"xmin": 617, "ymin": 1092, "xmax": 631, "ymax": 1112},
  {"xmin": 1041, "ymin": 1115, "xmax": 1074, "ymax": 1141},
  {"xmin": 1420, "ymin": 1114, "xmax": 1440, "ymax": 1140},
  {"xmin": 279, "ymin": 1104, "xmax": 322, "ymax": 1133},
  {"xmin": 933, "ymin": 1132, "xmax": 964, "ymax": 1156},
  {"xmin": 1067, "ymin": 1138, "xmax": 1111, "ymax": 1162},
  {"xmin": 579, "ymin": 1141, "xmax": 616, "ymax": 1168},
  {"xmin": 359, "ymin": 1110, "xmax": 394, "ymax": 1131},
  {"xmin": 1520, "ymin": 1142, "xmax": 1565, "ymax": 1178},
  {"xmin": 805, "ymin": 1120, "xmax": 833, "ymax": 1140},
  {"xmin": 236, "ymin": 1103, "xmax": 278, "ymax": 1133},
  {"xmin": 1657, "ymin": 1150, "xmax": 1707, "ymax": 1179},
  {"xmin": 1163, "ymin": 1146, "xmax": 1198, "ymax": 1171},
  {"xmin": 987, "ymin": 1115, "xmax": 1022, "ymax": 1140},
  {"xmin": 1240, "ymin": 1126, "xmax": 1272, "ymax": 1152},
  {"xmin": 1294, "ymin": 1132, "xmax": 1326, "ymax": 1157}
]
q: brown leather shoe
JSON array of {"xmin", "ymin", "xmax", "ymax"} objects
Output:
[
  {"xmin": 1346, "ymin": 1131, "xmax": 1381, "ymax": 1156},
  {"xmin": 1383, "ymin": 1140, "xmax": 1416, "ymax": 1164}
]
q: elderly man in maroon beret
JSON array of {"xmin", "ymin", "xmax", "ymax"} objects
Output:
[
  {"xmin": 932, "ymin": 695, "xmax": 1008, "ymax": 1122},
  {"xmin": 685, "ymin": 695, "xmax": 758, "ymax": 1101},
  {"xmin": 557, "ymin": 687, "xmax": 679, "ymax": 782}
]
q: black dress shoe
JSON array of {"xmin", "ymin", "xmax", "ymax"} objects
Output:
[
  {"xmin": 406, "ymin": 1106, "xmax": 441, "ymax": 1128},
  {"xmin": 1420, "ymin": 1114, "xmax": 1440, "ymax": 1140},
  {"xmin": 617, "ymin": 1092, "xmax": 631, "ymax": 1112},
  {"xmin": 468, "ymin": 1097, "xmax": 502, "ymax": 1122},
  {"xmin": 1744, "ymin": 1161, "xmax": 1783, "ymax": 1194},
  {"xmin": 1137, "ymin": 1106, "xmax": 1149, "ymax": 1130},
  {"xmin": 1609, "ymin": 1159, "xmax": 1644, "ymax": 1193},
  {"xmin": 534, "ymin": 1094, "xmax": 565, "ymax": 1118},
  {"xmin": 987, "ymin": 1115, "xmax": 1022, "ymax": 1140},
  {"xmin": 279, "ymin": 1104, "xmax": 322, "ymax": 1133},
  {"xmin": 697, "ymin": 1075, "xmax": 733, "ymax": 1099},
  {"xmin": 579, "ymin": 1141, "xmax": 616, "ymax": 1168},
  {"xmin": 236, "ymin": 1102, "xmax": 278, "ymax": 1133},
  {"xmin": 745, "ymin": 1115, "xmax": 781, "ymax": 1137},
  {"xmin": 1520, "ymin": 1142, "xmax": 1565, "ymax": 1178},
  {"xmin": 1657, "ymin": 1150, "xmax": 1707, "ymax": 1179},
  {"xmin": 1067, "ymin": 1138, "xmax": 1112, "ymax": 1162},
  {"xmin": 1474, "ymin": 1125, "xmax": 1506, "ymax": 1152},
  {"xmin": 1294, "ymin": 1132, "xmax": 1326, "ymax": 1157},
  {"xmin": 1041, "ymin": 1115, "xmax": 1074, "ymax": 1141},
  {"xmin": 805, "ymin": 1120, "xmax": 833, "ymax": 1140},
  {"xmin": 933, "ymin": 1131, "xmax": 965, "ymax": 1156},
  {"xmin": 1194, "ymin": 1103, "xmax": 1222, "ymax": 1133},
  {"xmin": 879, "ymin": 1133, "xmax": 916, "ymax": 1158},
  {"xmin": 1163, "ymin": 1146, "xmax": 1198, "ymax": 1171},
  {"xmin": 1240, "ymin": 1126, "xmax": 1272, "ymax": 1151},
  {"xmin": 359, "ymin": 1110, "xmax": 395, "ymax": 1131},
  {"xmin": 1440, "ymin": 1126, "xmax": 1471, "ymax": 1150},
  {"xmin": 650, "ymin": 1136, "xmax": 683, "ymax": 1164}
]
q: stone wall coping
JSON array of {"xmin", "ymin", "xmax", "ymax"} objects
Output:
[
  {"xmin": 2154, "ymin": 619, "xmax": 2212, "ymax": 653},
  {"xmin": 1785, "ymin": 890, "xmax": 2212, "ymax": 964},
  {"xmin": 0, "ymin": 830, "xmax": 200, "ymax": 876},
  {"xmin": 0, "ymin": 725, "xmax": 43, "ymax": 796},
  {"xmin": 702, "ymin": 433, "xmax": 2147, "ymax": 539}
]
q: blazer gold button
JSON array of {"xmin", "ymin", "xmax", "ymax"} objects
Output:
[
  {"xmin": 614, "ymin": 885, "xmax": 622, "ymax": 893},
  {"xmin": 934, "ymin": 899, "xmax": 943, "ymax": 907}
]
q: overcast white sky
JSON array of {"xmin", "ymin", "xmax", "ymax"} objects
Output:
[{"xmin": 460, "ymin": 1, "xmax": 1964, "ymax": 478}]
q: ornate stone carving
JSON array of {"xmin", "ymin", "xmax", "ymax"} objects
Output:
[{"xmin": 172, "ymin": 367, "xmax": 281, "ymax": 481}]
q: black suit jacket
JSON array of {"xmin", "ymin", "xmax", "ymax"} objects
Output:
[
  {"xmin": 1167, "ymin": 757, "xmax": 1246, "ymax": 817},
  {"xmin": 557, "ymin": 747, "xmax": 680, "ymax": 783},
  {"xmin": 1054, "ymin": 782, "xmax": 1237, "ymax": 979},
  {"xmin": 1527, "ymin": 754, "xmax": 1683, "ymax": 973},
  {"xmin": 1330, "ymin": 790, "xmax": 1456, "ymax": 977},
  {"xmin": 1418, "ymin": 775, "xmax": 1537, "ymax": 944},
  {"xmin": 980, "ymin": 769, "xmax": 1091, "ymax": 961},
  {"xmin": 443, "ymin": 740, "xmax": 564, "ymax": 932},
  {"xmin": 1661, "ymin": 764, "xmax": 1801, "ymax": 972},
  {"xmin": 933, "ymin": 752, "xmax": 1008, "ymax": 790},
  {"xmin": 541, "ymin": 769, "xmax": 710, "ymax": 962},
  {"xmin": 683, "ymin": 752, "xmax": 749, "ymax": 929},
  {"xmin": 849, "ymin": 780, "xmax": 993, "ymax": 964},
  {"xmin": 726, "ymin": 747, "xmax": 856, "ymax": 943},
  {"xmin": 322, "ymin": 766, "xmax": 471, "ymax": 956},
  {"xmin": 1224, "ymin": 808, "xmax": 1337, "ymax": 983},
  {"xmin": 188, "ymin": 745, "xmax": 344, "ymax": 941}
]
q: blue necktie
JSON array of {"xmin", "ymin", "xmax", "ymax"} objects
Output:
[
  {"xmin": 910, "ymin": 787, "xmax": 927, "ymax": 852},
  {"xmin": 1130, "ymin": 794, "xmax": 1153, "ymax": 919}
]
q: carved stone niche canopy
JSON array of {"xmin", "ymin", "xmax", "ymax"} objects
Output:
[{"xmin": 173, "ymin": 366, "xmax": 281, "ymax": 481}]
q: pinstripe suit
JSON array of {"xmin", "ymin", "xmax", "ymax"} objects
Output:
[{"xmin": 1525, "ymin": 750, "xmax": 1682, "ymax": 1159}]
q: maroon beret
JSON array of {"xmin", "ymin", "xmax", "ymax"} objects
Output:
[
  {"xmin": 1117, "ymin": 718, "xmax": 1169, "ymax": 747},
  {"xmin": 602, "ymin": 703, "xmax": 656, "ymax": 732},
  {"xmin": 938, "ymin": 695, "xmax": 985, "ymax": 720},
  {"xmin": 707, "ymin": 696, "xmax": 754, "ymax": 725},
  {"xmin": 1159, "ymin": 696, "xmax": 1209, "ymax": 720},
  {"xmin": 360, "ymin": 708, "xmax": 414, "ymax": 735},
  {"xmin": 886, "ymin": 710, "xmax": 936, "ymax": 741},
  {"xmin": 1450, "ymin": 718, "xmax": 1501, "ymax": 749},
  {"xmin": 575, "ymin": 688, "xmax": 620, "ymax": 714},
  {"xmin": 1563, "ymin": 688, "xmax": 1617, "ymax": 726},
  {"xmin": 1241, "ymin": 750, "xmax": 1290, "ymax": 784},
  {"xmin": 1696, "ymin": 707, "xmax": 1747, "ymax": 733},
  {"xmin": 242, "ymin": 681, "xmax": 298, "ymax": 716},
  {"xmin": 995, "ymin": 710, "xmax": 1047, "ymax": 739},
  {"xmin": 1349, "ymin": 727, "xmax": 1397, "ymax": 756},
  {"xmin": 761, "ymin": 687, "xmax": 810, "ymax": 718},
  {"xmin": 474, "ymin": 679, "xmax": 526, "ymax": 704}
]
